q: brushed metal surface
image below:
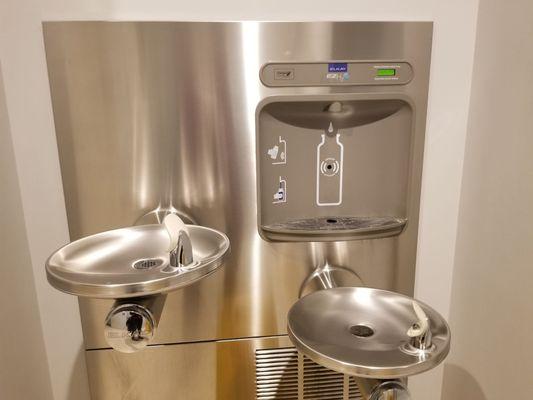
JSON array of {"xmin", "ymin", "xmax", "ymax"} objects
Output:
[
  {"xmin": 44, "ymin": 21, "xmax": 433, "ymax": 400},
  {"xmin": 43, "ymin": 22, "xmax": 432, "ymax": 352},
  {"xmin": 85, "ymin": 340, "xmax": 218, "ymax": 399},
  {"xmin": 46, "ymin": 223, "xmax": 229, "ymax": 298},
  {"xmin": 86, "ymin": 335, "xmax": 366, "ymax": 400},
  {"xmin": 287, "ymin": 287, "xmax": 451, "ymax": 379},
  {"xmin": 85, "ymin": 336, "xmax": 292, "ymax": 399}
]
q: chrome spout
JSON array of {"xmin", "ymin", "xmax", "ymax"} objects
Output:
[
  {"xmin": 169, "ymin": 229, "xmax": 193, "ymax": 268},
  {"xmin": 406, "ymin": 301, "xmax": 434, "ymax": 352},
  {"xmin": 410, "ymin": 322, "xmax": 433, "ymax": 351},
  {"xmin": 163, "ymin": 213, "xmax": 194, "ymax": 268}
]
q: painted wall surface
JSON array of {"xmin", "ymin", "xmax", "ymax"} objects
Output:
[
  {"xmin": 0, "ymin": 0, "xmax": 478, "ymax": 398},
  {"xmin": 442, "ymin": 0, "xmax": 533, "ymax": 398},
  {"xmin": 0, "ymin": 0, "xmax": 91, "ymax": 399},
  {"xmin": 0, "ymin": 63, "xmax": 54, "ymax": 400}
]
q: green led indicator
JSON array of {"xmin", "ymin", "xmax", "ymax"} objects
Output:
[{"xmin": 377, "ymin": 68, "xmax": 396, "ymax": 77}]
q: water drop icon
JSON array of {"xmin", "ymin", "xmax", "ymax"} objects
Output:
[{"xmin": 328, "ymin": 122, "xmax": 334, "ymax": 133}]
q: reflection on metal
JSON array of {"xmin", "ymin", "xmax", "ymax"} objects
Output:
[
  {"xmin": 134, "ymin": 207, "xmax": 197, "ymax": 226},
  {"xmin": 104, "ymin": 303, "xmax": 156, "ymax": 353},
  {"xmin": 299, "ymin": 263, "xmax": 363, "ymax": 298},
  {"xmin": 164, "ymin": 214, "xmax": 195, "ymax": 269},
  {"xmin": 368, "ymin": 381, "xmax": 411, "ymax": 400},
  {"xmin": 104, "ymin": 295, "xmax": 166, "ymax": 353}
]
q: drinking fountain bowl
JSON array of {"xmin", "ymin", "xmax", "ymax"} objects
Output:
[
  {"xmin": 287, "ymin": 287, "xmax": 450, "ymax": 379},
  {"xmin": 46, "ymin": 223, "xmax": 229, "ymax": 299}
]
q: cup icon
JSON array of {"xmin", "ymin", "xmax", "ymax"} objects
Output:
[{"xmin": 268, "ymin": 145, "xmax": 279, "ymax": 160}]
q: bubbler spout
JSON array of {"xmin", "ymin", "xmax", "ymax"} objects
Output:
[
  {"xmin": 163, "ymin": 214, "xmax": 194, "ymax": 268},
  {"xmin": 407, "ymin": 301, "xmax": 434, "ymax": 352},
  {"xmin": 169, "ymin": 230, "xmax": 193, "ymax": 268}
]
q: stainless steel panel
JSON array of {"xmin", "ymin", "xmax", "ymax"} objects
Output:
[
  {"xmin": 44, "ymin": 21, "xmax": 432, "ymax": 400},
  {"xmin": 86, "ymin": 335, "xmax": 364, "ymax": 400},
  {"xmin": 86, "ymin": 340, "xmax": 217, "ymax": 399},
  {"xmin": 43, "ymin": 21, "xmax": 432, "ymax": 360},
  {"xmin": 86, "ymin": 336, "xmax": 291, "ymax": 400}
]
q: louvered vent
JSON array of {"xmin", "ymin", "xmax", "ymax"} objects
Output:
[
  {"xmin": 256, "ymin": 347, "xmax": 299, "ymax": 400},
  {"xmin": 256, "ymin": 347, "xmax": 362, "ymax": 400}
]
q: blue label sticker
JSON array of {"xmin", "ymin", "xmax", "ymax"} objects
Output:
[{"xmin": 328, "ymin": 63, "xmax": 348, "ymax": 72}]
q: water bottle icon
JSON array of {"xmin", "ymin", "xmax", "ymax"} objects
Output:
[{"xmin": 316, "ymin": 126, "xmax": 343, "ymax": 206}]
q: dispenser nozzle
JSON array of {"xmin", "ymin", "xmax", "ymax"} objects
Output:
[{"xmin": 327, "ymin": 101, "xmax": 343, "ymax": 113}]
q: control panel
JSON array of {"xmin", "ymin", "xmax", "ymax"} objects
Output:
[{"xmin": 260, "ymin": 62, "xmax": 413, "ymax": 87}]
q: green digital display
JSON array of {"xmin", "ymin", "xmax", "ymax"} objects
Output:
[{"xmin": 377, "ymin": 68, "xmax": 396, "ymax": 76}]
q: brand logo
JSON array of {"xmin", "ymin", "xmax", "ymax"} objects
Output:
[{"xmin": 328, "ymin": 63, "xmax": 348, "ymax": 72}]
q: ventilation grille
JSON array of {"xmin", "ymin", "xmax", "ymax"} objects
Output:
[{"xmin": 256, "ymin": 347, "xmax": 362, "ymax": 400}]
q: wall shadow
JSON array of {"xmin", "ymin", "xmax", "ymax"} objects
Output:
[
  {"xmin": 68, "ymin": 344, "xmax": 92, "ymax": 400},
  {"xmin": 441, "ymin": 363, "xmax": 487, "ymax": 400}
]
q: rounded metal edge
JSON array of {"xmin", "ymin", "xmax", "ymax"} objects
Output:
[
  {"xmin": 286, "ymin": 287, "xmax": 451, "ymax": 379},
  {"xmin": 298, "ymin": 264, "xmax": 364, "ymax": 298},
  {"xmin": 45, "ymin": 225, "xmax": 230, "ymax": 299},
  {"xmin": 262, "ymin": 219, "xmax": 406, "ymax": 234},
  {"xmin": 261, "ymin": 224, "xmax": 406, "ymax": 242}
]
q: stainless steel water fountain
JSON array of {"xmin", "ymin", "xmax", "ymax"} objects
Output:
[
  {"xmin": 46, "ymin": 214, "xmax": 230, "ymax": 351},
  {"xmin": 43, "ymin": 21, "xmax": 446, "ymax": 400}
]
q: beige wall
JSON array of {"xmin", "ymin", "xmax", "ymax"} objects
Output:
[
  {"xmin": 0, "ymin": 0, "xmax": 91, "ymax": 399},
  {"xmin": 0, "ymin": 67, "xmax": 53, "ymax": 400},
  {"xmin": 443, "ymin": 0, "xmax": 533, "ymax": 398}
]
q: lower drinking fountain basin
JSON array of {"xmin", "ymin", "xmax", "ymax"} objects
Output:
[
  {"xmin": 287, "ymin": 287, "xmax": 450, "ymax": 379},
  {"xmin": 46, "ymin": 224, "xmax": 229, "ymax": 299}
]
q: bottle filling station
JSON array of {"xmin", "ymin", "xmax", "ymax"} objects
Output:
[{"xmin": 43, "ymin": 21, "xmax": 449, "ymax": 400}]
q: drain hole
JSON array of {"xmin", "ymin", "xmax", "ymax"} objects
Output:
[
  {"xmin": 350, "ymin": 324, "xmax": 374, "ymax": 338},
  {"xmin": 133, "ymin": 258, "xmax": 163, "ymax": 270},
  {"xmin": 326, "ymin": 218, "xmax": 338, "ymax": 224}
]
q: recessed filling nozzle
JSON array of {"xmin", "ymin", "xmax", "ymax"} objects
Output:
[
  {"xmin": 325, "ymin": 102, "xmax": 343, "ymax": 135},
  {"xmin": 326, "ymin": 101, "xmax": 343, "ymax": 113},
  {"xmin": 327, "ymin": 121, "xmax": 335, "ymax": 134}
]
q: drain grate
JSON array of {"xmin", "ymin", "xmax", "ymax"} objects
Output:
[
  {"xmin": 132, "ymin": 258, "xmax": 163, "ymax": 270},
  {"xmin": 350, "ymin": 325, "xmax": 375, "ymax": 338},
  {"xmin": 264, "ymin": 216, "xmax": 406, "ymax": 232}
]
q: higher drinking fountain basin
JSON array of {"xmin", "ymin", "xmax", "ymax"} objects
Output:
[
  {"xmin": 46, "ymin": 213, "xmax": 230, "ymax": 352},
  {"xmin": 46, "ymin": 218, "xmax": 229, "ymax": 298}
]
